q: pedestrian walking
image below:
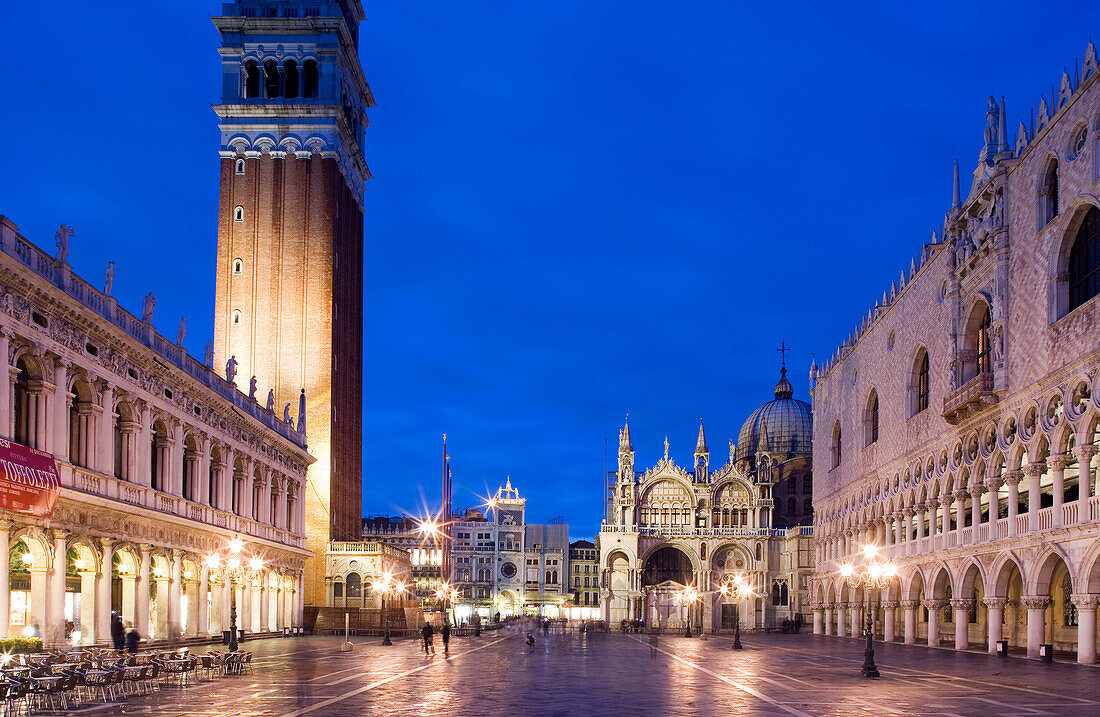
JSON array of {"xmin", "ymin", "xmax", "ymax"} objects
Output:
[
  {"xmin": 124, "ymin": 621, "xmax": 140, "ymax": 654},
  {"xmin": 542, "ymin": 617, "xmax": 550, "ymax": 636},
  {"xmin": 421, "ymin": 621, "xmax": 435, "ymax": 654},
  {"xmin": 110, "ymin": 615, "xmax": 124, "ymax": 650},
  {"xmin": 441, "ymin": 623, "xmax": 451, "ymax": 653}
]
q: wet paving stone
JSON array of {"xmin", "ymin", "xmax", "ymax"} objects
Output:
[{"xmin": 57, "ymin": 630, "xmax": 1100, "ymax": 716}]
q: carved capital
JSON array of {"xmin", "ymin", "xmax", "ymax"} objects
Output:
[
  {"xmin": 900, "ymin": 600, "xmax": 921, "ymax": 610},
  {"xmin": 953, "ymin": 489, "xmax": 969, "ymax": 502},
  {"xmin": 984, "ymin": 477, "xmax": 1004, "ymax": 491},
  {"xmin": 949, "ymin": 598, "xmax": 975, "ymax": 611},
  {"xmin": 1023, "ymin": 462, "xmax": 1046, "ymax": 478},
  {"xmin": 922, "ymin": 599, "xmax": 946, "ymax": 610},
  {"xmin": 1047, "ymin": 454, "xmax": 1069, "ymax": 472},
  {"xmin": 1073, "ymin": 445, "xmax": 1098, "ymax": 462},
  {"xmin": 983, "ymin": 597, "xmax": 1008, "ymax": 609},
  {"xmin": 1021, "ymin": 595, "xmax": 1051, "ymax": 610},
  {"xmin": 1003, "ymin": 470, "xmax": 1023, "ymax": 486},
  {"xmin": 881, "ymin": 600, "xmax": 899, "ymax": 610},
  {"xmin": 926, "ymin": 498, "xmax": 940, "ymax": 509},
  {"xmin": 1071, "ymin": 594, "xmax": 1100, "ymax": 609}
]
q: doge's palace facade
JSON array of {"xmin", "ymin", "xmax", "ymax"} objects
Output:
[
  {"xmin": 811, "ymin": 41, "xmax": 1100, "ymax": 663},
  {"xmin": 0, "ymin": 216, "xmax": 311, "ymax": 647}
]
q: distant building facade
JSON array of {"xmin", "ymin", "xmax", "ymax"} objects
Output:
[
  {"xmin": 810, "ymin": 42, "xmax": 1100, "ymax": 664},
  {"xmin": 569, "ymin": 539, "xmax": 601, "ymax": 618},
  {"xmin": 361, "ymin": 515, "xmax": 444, "ymax": 600},
  {"xmin": 599, "ymin": 371, "xmax": 815, "ymax": 632},
  {"xmin": 450, "ymin": 480, "xmax": 570, "ymax": 621}
]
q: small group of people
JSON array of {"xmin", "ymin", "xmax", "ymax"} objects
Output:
[
  {"xmin": 420, "ymin": 621, "xmax": 451, "ymax": 654},
  {"xmin": 110, "ymin": 614, "xmax": 142, "ymax": 653}
]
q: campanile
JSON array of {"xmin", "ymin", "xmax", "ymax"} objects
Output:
[{"xmin": 212, "ymin": 0, "xmax": 371, "ymax": 605}]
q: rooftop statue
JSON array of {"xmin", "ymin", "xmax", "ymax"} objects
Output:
[
  {"xmin": 55, "ymin": 224, "xmax": 73, "ymax": 265},
  {"xmin": 266, "ymin": 389, "xmax": 275, "ymax": 412},
  {"xmin": 177, "ymin": 317, "xmax": 187, "ymax": 345},
  {"xmin": 141, "ymin": 292, "xmax": 155, "ymax": 323},
  {"xmin": 248, "ymin": 375, "xmax": 258, "ymax": 400},
  {"xmin": 104, "ymin": 261, "xmax": 115, "ymax": 296},
  {"xmin": 225, "ymin": 355, "xmax": 238, "ymax": 385}
]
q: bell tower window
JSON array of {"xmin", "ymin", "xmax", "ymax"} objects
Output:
[
  {"xmin": 234, "ymin": 206, "xmax": 244, "ymax": 222},
  {"xmin": 303, "ymin": 60, "xmax": 319, "ymax": 98},
  {"xmin": 235, "ymin": 159, "xmax": 245, "ymax": 175},
  {"xmin": 264, "ymin": 60, "xmax": 280, "ymax": 98},
  {"xmin": 243, "ymin": 60, "xmax": 260, "ymax": 99},
  {"xmin": 231, "ymin": 309, "xmax": 241, "ymax": 326},
  {"xmin": 233, "ymin": 259, "xmax": 243, "ymax": 274}
]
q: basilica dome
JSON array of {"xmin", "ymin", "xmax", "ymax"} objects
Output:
[{"xmin": 735, "ymin": 367, "xmax": 812, "ymax": 463}]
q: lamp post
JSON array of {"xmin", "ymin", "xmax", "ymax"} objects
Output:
[
  {"xmin": 375, "ymin": 572, "xmax": 405, "ymax": 646},
  {"xmin": 205, "ymin": 537, "xmax": 264, "ymax": 655},
  {"xmin": 719, "ymin": 573, "xmax": 757, "ymax": 649},
  {"xmin": 676, "ymin": 585, "xmax": 700, "ymax": 638},
  {"xmin": 435, "ymin": 583, "xmax": 458, "ymax": 625},
  {"xmin": 840, "ymin": 544, "xmax": 898, "ymax": 679}
]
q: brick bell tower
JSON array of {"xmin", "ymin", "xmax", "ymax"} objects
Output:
[{"xmin": 212, "ymin": 0, "xmax": 371, "ymax": 606}]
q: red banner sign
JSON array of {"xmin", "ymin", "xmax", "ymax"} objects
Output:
[{"xmin": 0, "ymin": 439, "xmax": 61, "ymax": 517}]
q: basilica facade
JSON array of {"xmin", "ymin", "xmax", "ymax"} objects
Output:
[
  {"xmin": 811, "ymin": 40, "xmax": 1100, "ymax": 663},
  {"xmin": 598, "ymin": 370, "xmax": 815, "ymax": 632}
]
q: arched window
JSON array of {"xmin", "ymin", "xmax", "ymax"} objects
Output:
[
  {"xmin": 786, "ymin": 497, "xmax": 795, "ymax": 514},
  {"xmin": 283, "ymin": 60, "xmax": 299, "ymax": 98},
  {"xmin": 545, "ymin": 570, "xmax": 552, "ymax": 584},
  {"xmin": 802, "ymin": 475, "xmax": 812, "ymax": 493},
  {"xmin": 235, "ymin": 159, "xmax": 245, "ymax": 175},
  {"xmin": 243, "ymin": 60, "xmax": 260, "ymax": 98},
  {"xmin": 803, "ymin": 498, "xmax": 812, "ymax": 515},
  {"xmin": 976, "ymin": 306, "xmax": 993, "ymax": 375},
  {"xmin": 234, "ymin": 206, "xmax": 244, "ymax": 222},
  {"xmin": 263, "ymin": 59, "xmax": 280, "ymax": 98},
  {"xmin": 150, "ymin": 420, "xmax": 168, "ymax": 491},
  {"xmin": 113, "ymin": 407, "xmax": 126, "ymax": 479},
  {"xmin": 962, "ymin": 302, "xmax": 992, "ymax": 383},
  {"xmin": 831, "ymin": 422, "xmax": 842, "ymax": 468},
  {"xmin": 346, "ymin": 572, "xmax": 361, "ymax": 598},
  {"xmin": 864, "ymin": 390, "xmax": 879, "ymax": 447},
  {"xmin": 754, "ymin": 543, "xmax": 762, "ymax": 561},
  {"xmin": 1068, "ymin": 206, "xmax": 1100, "ymax": 312},
  {"xmin": 233, "ymin": 258, "xmax": 243, "ymax": 274},
  {"xmin": 914, "ymin": 350, "xmax": 930, "ymax": 415},
  {"xmin": 303, "ymin": 60, "xmax": 319, "ymax": 98},
  {"xmin": 232, "ymin": 309, "xmax": 241, "ymax": 325},
  {"xmin": 1040, "ymin": 158, "xmax": 1059, "ymax": 226}
]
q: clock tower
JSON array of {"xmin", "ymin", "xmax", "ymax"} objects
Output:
[
  {"xmin": 211, "ymin": 0, "xmax": 372, "ymax": 606},
  {"xmin": 492, "ymin": 478, "xmax": 525, "ymax": 614}
]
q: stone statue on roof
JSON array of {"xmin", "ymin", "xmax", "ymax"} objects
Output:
[
  {"xmin": 141, "ymin": 292, "xmax": 155, "ymax": 323},
  {"xmin": 225, "ymin": 355, "xmax": 238, "ymax": 385},
  {"xmin": 204, "ymin": 340, "xmax": 213, "ymax": 367},
  {"xmin": 266, "ymin": 389, "xmax": 275, "ymax": 412},
  {"xmin": 176, "ymin": 317, "xmax": 187, "ymax": 345},
  {"xmin": 104, "ymin": 262, "xmax": 115, "ymax": 296},
  {"xmin": 248, "ymin": 375, "xmax": 257, "ymax": 400},
  {"xmin": 283, "ymin": 403, "xmax": 292, "ymax": 424},
  {"xmin": 55, "ymin": 224, "xmax": 73, "ymax": 264}
]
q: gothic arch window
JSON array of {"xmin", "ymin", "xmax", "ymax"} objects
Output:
[
  {"xmin": 234, "ymin": 206, "xmax": 244, "ymax": 222},
  {"xmin": 263, "ymin": 59, "xmax": 280, "ymax": 98},
  {"xmin": 914, "ymin": 349, "xmax": 930, "ymax": 416},
  {"xmin": 233, "ymin": 258, "xmax": 243, "ymax": 274},
  {"xmin": 754, "ymin": 543, "xmax": 762, "ymax": 561},
  {"xmin": 863, "ymin": 390, "xmax": 879, "ymax": 447},
  {"xmin": 1068, "ymin": 206, "xmax": 1100, "ymax": 312},
  {"xmin": 235, "ymin": 159, "xmax": 245, "ymax": 175},
  {"xmin": 303, "ymin": 60, "xmax": 319, "ymax": 98},
  {"xmin": 962, "ymin": 301, "xmax": 992, "ymax": 383},
  {"xmin": 831, "ymin": 421, "xmax": 842, "ymax": 468},
  {"xmin": 1040, "ymin": 158, "xmax": 1059, "ymax": 227},
  {"xmin": 243, "ymin": 60, "xmax": 260, "ymax": 99},
  {"xmin": 786, "ymin": 497, "xmax": 795, "ymax": 514},
  {"xmin": 232, "ymin": 309, "xmax": 241, "ymax": 326},
  {"xmin": 1063, "ymin": 575, "xmax": 1078, "ymax": 626},
  {"xmin": 346, "ymin": 572, "xmax": 362, "ymax": 598}
]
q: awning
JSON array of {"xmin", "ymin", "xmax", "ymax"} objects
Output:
[{"xmin": 0, "ymin": 439, "xmax": 61, "ymax": 517}]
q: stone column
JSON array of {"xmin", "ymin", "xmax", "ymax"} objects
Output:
[
  {"xmin": 883, "ymin": 601, "xmax": 897, "ymax": 642},
  {"xmin": 135, "ymin": 545, "xmax": 152, "ymax": 638},
  {"xmin": 241, "ymin": 581, "xmax": 252, "ymax": 634},
  {"xmin": 50, "ymin": 364, "xmax": 68, "ymax": 458},
  {"xmin": 1023, "ymin": 595, "xmax": 1050, "ymax": 658},
  {"xmin": 953, "ymin": 490, "xmax": 968, "ymax": 540},
  {"xmin": 1049, "ymin": 455, "xmax": 1067, "ymax": 527},
  {"xmin": 970, "ymin": 489, "xmax": 982, "ymax": 540},
  {"xmin": 850, "ymin": 601, "xmax": 860, "ymax": 636},
  {"xmin": 916, "ymin": 505, "xmax": 926, "ymax": 541},
  {"xmin": 95, "ymin": 384, "xmax": 114, "ymax": 476},
  {"xmin": 924, "ymin": 599, "xmax": 944, "ymax": 647},
  {"xmin": 1025, "ymin": 463, "xmax": 1045, "ymax": 533},
  {"xmin": 0, "ymin": 520, "xmax": 9, "ymax": 638},
  {"xmin": 951, "ymin": 598, "xmax": 972, "ymax": 649},
  {"xmin": 940, "ymin": 497, "xmax": 954, "ymax": 545},
  {"xmin": 901, "ymin": 600, "xmax": 918, "ymax": 644},
  {"xmin": 96, "ymin": 538, "xmax": 113, "ymax": 646},
  {"xmin": 813, "ymin": 604, "xmax": 824, "ymax": 634},
  {"xmin": 198, "ymin": 565, "xmax": 209, "ymax": 637},
  {"xmin": 927, "ymin": 499, "xmax": 939, "ymax": 544},
  {"xmin": 1075, "ymin": 446, "xmax": 1097, "ymax": 523},
  {"xmin": 0, "ymin": 330, "xmax": 9, "ymax": 439},
  {"xmin": 197, "ymin": 436, "xmax": 211, "ymax": 506},
  {"xmin": 984, "ymin": 597, "xmax": 1006, "ymax": 653},
  {"xmin": 169, "ymin": 550, "xmax": 183, "ymax": 638},
  {"xmin": 1072, "ymin": 594, "xmax": 1099, "ymax": 664},
  {"xmin": 835, "ymin": 604, "xmax": 846, "ymax": 637},
  {"xmin": 824, "ymin": 604, "xmax": 833, "ymax": 635},
  {"xmin": 240, "ymin": 458, "xmax": 254, "ymax": 520},
  {"xmin": 1005, "ymin": 471, "xmax": 1021, "ymax": 536},
  {"xmin": 49, "ymin": 530, "xmax": 67, "ymax": 647}
]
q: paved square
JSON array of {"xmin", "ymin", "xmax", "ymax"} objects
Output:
[{"xmin": 68, "ymin": 631, "xmax": 1100, "ymax": 716}]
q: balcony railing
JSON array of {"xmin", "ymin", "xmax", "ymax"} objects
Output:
[
  {"xmin": 601, "ymin": 524, "xmax": 813, "ymax": 539},
  {"xmin": 942, "ymin": 371, "xmax": 997, "ymax": 424},
  {"xmin": 328, "ymin": 541, "xmax": 408, "ymax": 559},
  {"xmin": 65, "ymin": 466, "xmax": 305, "ymax": 550}
]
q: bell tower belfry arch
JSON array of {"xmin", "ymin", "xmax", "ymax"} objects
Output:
[{"xmin": 211, "ymin": 0, "xmax": 373, "ymax": 606}]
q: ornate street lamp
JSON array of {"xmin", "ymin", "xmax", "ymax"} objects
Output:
[
  {"xmin": 718, "ymin": 573, "xmax": 757, "ymax": 649},
  {"xmin": 205, "ymin": 537, "xmax": 264, "ymax": 655},
  {"xmin": 374, "ymin": 572, "xmax": 406, "ymax": 646},
  {"xmin": 840, "ymin": 544, "xmax": 898, "ymax": 679},
  {"xmin": 676, "ymin": 585, "xmax": 700, "ymax": 638},
  {"xmin": 435, "ymin": 582, "xmax": 458, "ymax": 625}
]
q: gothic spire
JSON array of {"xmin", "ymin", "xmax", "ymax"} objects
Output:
[
  {"xmin": 619, "ymin": 415, "xmax": 633, "ymax": 453},
  {"xmin": 695, "ymin": 419, "xmax": 708, "ymax": 456},
  {"xmin": 997, "ymin": 96, "xmax": 1008, "ymax": 153},
  {"xmin": 952, "ymin": 159, "xmax": 961, "ymax": 208}
]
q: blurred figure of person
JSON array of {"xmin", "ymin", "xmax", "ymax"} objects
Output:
[
  {"xmin": 124, "ymin": 621, "xmax": 140, "ymax": 654},
  {"xmin": 421, "ymin": 621, "xmax": 435, "ymax": 654},
  {"xmin": 111, "ymin": 615, "xmax": 124, "ymax": 650},
  {"xmin": 441, "ymin": 622, "xmax": 451, "ymax": 653}
]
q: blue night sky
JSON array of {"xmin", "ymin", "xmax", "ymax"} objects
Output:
[{"xmin": 0, "ymin": 1, "xmax": 1086, "ymax": 538}]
